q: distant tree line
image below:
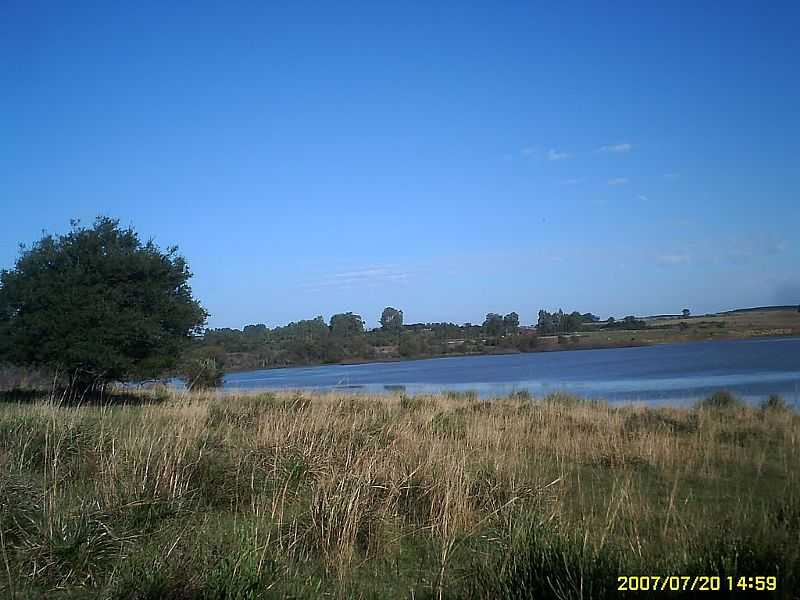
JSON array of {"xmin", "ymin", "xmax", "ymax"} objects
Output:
[
  {"xmin": 188, "ymin": 305, "xmax": 643, "ymax": 372},
  {"xmin": 536, "ymin": 310, "xmax": 599, "ymax": 335}
]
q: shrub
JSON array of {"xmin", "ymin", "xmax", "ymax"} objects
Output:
[
  {"xmin": 761, "ymin": 394, "xmax": 789, "ymax": 412},
  {"xmin": 696, "ymin": 390, "xmax": 745, "ymax": 410},
  {"xmin": 507, "ymin": 389, "xmax": 532, "ymax": 402},
  {"xmin": 183, "ymin": 358, "xmax": 224, "ymax": 390}
]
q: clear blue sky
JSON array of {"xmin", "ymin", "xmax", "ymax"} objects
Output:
[{"xmin": 2, "ymin": 1, "xmax": 798, "ymax": 328}]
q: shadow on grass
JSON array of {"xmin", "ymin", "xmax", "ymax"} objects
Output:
[
  {"xmin": 0, "ymin": 388, "xmax": 44, "ymax": 404},
  {"xmin": 0, "ymin": 386, "xmax": 170, "ymax": 406}
]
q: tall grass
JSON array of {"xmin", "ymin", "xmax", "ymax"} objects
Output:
[{"xmin": 0, "ymin": 388, "xmax": 797, "ymax": 598}]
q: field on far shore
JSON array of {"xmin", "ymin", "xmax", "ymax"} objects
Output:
[
  {"xmin": 0, "ymin": 387, "xmax": 798, "ymax": 599},
  {"xmin": 560, "ymin": 308, "xmax": 800, "ymax": 351}
]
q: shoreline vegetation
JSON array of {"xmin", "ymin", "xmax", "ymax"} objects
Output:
[
  {"xmin": 0, "ymin": 388, "xmax": 797, "ymax": 598},
  {"xmin": 189, "ymin": 307, "xmax": 800, "ymax": 375},
  {"xmin": 214, "ymin": 339, "xmax": 649, "ymax": 375}
]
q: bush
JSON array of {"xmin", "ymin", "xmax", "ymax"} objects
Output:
[
  {"xmin": 183, "ymin": 358, "xmax": 224, "ymax": 390},
  {"xmin": 696, "ymin": 390, "xmax": 745, "ymax": 410},
  {"xmin": 507, "ymin": 389, "xmax": 532, "ymax": 402},
  {"xmin": 761, "ymin": 394, "xmax": 789, "ymax": 412}
]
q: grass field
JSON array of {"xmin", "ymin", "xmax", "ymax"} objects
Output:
[
  {"xmin": 564, "ymin": 308, "xmax": 800, "ymax": 350},
  {"xmin": 0, "ymin": 388, "xmax": 798, "ymax": 599}
]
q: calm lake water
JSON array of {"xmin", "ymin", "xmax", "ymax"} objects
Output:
[{"xmin": 222, "ymin": 337, "xmax": 800, "ymax": 406}]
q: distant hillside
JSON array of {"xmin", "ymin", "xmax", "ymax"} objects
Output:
[
  {"xmin": 717, "ymin": 305, "xmax": 798, "ymax": 315},
  {"xmin": 644, "ymin": 306, "xmax": 798, "ymax": 320}
]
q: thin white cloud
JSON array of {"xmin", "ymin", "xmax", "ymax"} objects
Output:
[
  {"xmin": 303, "ymin": 266, "xmax": 411, "ymax": 291},
  {"xmin": 655, "ymin": 253, "xmax": 691, "ymax": 266},
  {"xmin": 721, "ymin": 234, "xmax": 788, "ymax": 265},
  {"xmin": 520, "ymin": 146, "xmax": 536, "ymax": 157},
  {"xmin": 608, "ymin": 177, "xmax": 628, "ymax": 186},
  {"xmin": 333, "ymin": 268, "xmax": 397, "ymax": 279},
  {"xmin": 663, "ymin": 172, "xmax": 680, "ymax": 179},
  {"xmin": 547, "ymin": 149, "xmax": 571, "ymax": 161},
  {"xmin": 649, "ymin": 233, "xmax": 788, "ymax": 270},
  {"xmin": 637, "ymin": 194, "xmax": 649, "ymax": 201},
  {"xmin": 561, "ymin": 178, "xmax": 582, "ymax": 185},
  {"xmin": 598, "ymin": 143, "xmax": 632, "ymax": 154}
]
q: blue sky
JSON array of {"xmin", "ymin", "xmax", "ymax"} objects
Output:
[{"xmin": 2, "ymin": 1, "xmax": 798, "ymax": 328}]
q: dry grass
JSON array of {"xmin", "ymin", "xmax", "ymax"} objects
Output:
[{"xmin": 0, "ymin": 387, "xmax": 798, "ymax": 598}]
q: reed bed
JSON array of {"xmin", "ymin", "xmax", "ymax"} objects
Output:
[{"xmin": 0, "ymin": 388, "xmax": 797, "ymax": 598}]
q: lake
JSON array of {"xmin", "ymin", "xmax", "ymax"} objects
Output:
[{"xmin": 222, "ymin": 336, "xmax": 800, "ymax": 406}]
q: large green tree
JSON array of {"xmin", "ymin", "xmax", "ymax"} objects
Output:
[
  {"xmin": 329, "ymin": 312, "xmax": 364, "ymax": 337},
  {"xmin": 0, "ymin": 217, "xmax": 207, "ymax": 391},
  {"xmin": 380, "ymin": 307, "xmax": 403, "ymax": 331},
  {"xmin": 503, "ymin": 312, "xmax": 520, "ymax": 334},
  {"xmin": 482, "ymin": 313, "xmax": 504, "ymax": 336}
]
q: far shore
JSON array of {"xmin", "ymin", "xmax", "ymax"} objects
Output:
[
  {"xmin": 220, "ymin": 329, "xmax": 797, "ymax": 375},
  {"xmin": 221, "ymin": 337, "xmax": 647, "ymax": 374}
]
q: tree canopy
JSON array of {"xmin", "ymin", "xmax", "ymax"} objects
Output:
[
  {"xmin": 329, "ymin": 312, "xmax": 365, "ymax": 337},
  {"xmin": 380, "ymin": 307, "xmax": 403, "ymax": 330},
  {"xmin": 481, "ymin": 312, "xmax": 520, "ymax": 336},
  {"xmin": 188, "ymin": 304, "xmax": 637, "ymax": 370},
  {"xmin": 503, "ymin": 312, "xmax": 520, "ymax": 334},
  {"xmin": 482, "ymin": 313, "xmax": 504, "ymax": 336},
  {"xmin": 0, "ymin": 217, "xmax": 207, "ymax": 390},
  {"xmin": 537, "ymin": 309, "xmax": 584, "ymax": 334}
]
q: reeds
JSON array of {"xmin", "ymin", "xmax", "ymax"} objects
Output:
[{"xmin": 0, "ymin": 388, "xmax": 797, "ymax": 598}]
